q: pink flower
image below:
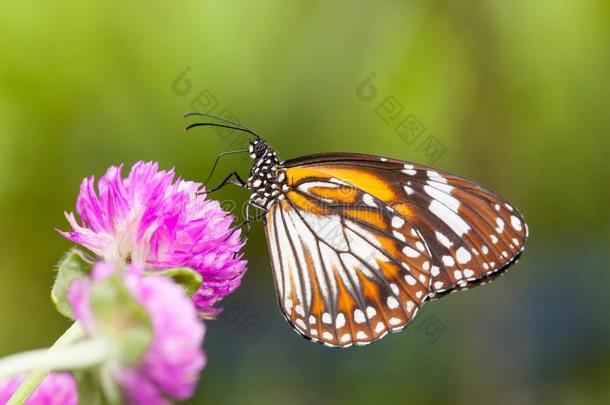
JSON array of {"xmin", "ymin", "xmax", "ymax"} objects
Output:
[
  {"xmin": 60, "ymin": 161, "xmax": 247, "ymax": 316},
  {"xmin": 68, "ymin": 263, "xmax": 205, "ymax": 404},
  {"xmin": 0, "ymin": 373, "xmax": 77, "ymax": 405}
]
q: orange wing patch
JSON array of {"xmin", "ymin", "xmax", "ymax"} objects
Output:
[
  {"xmin": 308, "ymin": 185, "xmax": 360, "ymax": 203},
  {"xmin": 343, "ymin": 208, "xmax": 388, "ymax": 230},
  {"xmin": 303, "ymin": 244, "xmax": 326, "ymax": 317},
  {"xmin": 285, "ymin": 190, "xmax": 329, "ymax": 215},
  {"xmin": 390, "ymin": 202, "xmax": 414, "ymax": 221},
  {"xmin": 286, "ymin": 165, "xmax": 397, "ymax": 202}
]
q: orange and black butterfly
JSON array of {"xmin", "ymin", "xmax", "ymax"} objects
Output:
[{"xmin": 184, "ymin": 112, "xmax": 528, "ymax": 348}]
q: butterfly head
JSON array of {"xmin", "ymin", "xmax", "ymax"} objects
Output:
[{"xmin": 248, "ymin": 139, "xmax": 269, "ymax": 159}]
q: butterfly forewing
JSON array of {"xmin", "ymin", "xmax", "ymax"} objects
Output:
[{"xmin": 284, "ymin": 154, "xmax": 528, "ymax": 292}]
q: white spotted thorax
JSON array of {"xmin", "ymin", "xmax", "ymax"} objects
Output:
[{"xmin": 247, "ymin": 140, "xmax": 288, "ymax": 209}]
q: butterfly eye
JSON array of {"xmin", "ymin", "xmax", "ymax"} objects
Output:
[{"xmin": 253, "ymin": 142, "xmax": 267, "ymax": 158}]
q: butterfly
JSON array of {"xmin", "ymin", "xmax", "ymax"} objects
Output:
[{"xmin": 184, "ymin": 112, "xmax": 529, "ymax": 348}]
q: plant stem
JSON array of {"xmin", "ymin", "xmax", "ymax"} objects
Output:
[
  {"xmin": 0, "ymin": 338, "xmax": 111, "ymax": 379},
  {"xmin": 5, "ymin": 322, "xmax": 85, "ymax": 405}
]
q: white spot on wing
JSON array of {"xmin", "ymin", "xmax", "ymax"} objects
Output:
[
  {"xmin": 428, "ymin": 200, "xmax": 471, "ymax": 236},
  {"xmin": 427, "ymin": 170, "xmax": 448, "ymax": 183},
  {"xmin": 390, "ymin": 283, "xmax": 399, "ymax": 295},
  {"xmin": 329, "ymin": 177, "xmax": 350, "ymax": 186},
  {"xmin": 403, "ymin": 246, "xmax": 420, "ymax": 258},
  {"xmin": 393, "ymin": 231, "xmax": 406, "ymax": 242},
  {"xmin": 402, "ymin": 164, "xmax": 417, "ymax": 175},
  {"xmin": 356, "ymin": 331, "xmax": 368, "ymax": 339},
  {"xmin": 496, "ymin": 218, "xmax": 505, "ymax": 233},
  {"xmin": 436, "ymin": 231, "xmax": 452, "ymax": 248},
  {"xmin": 389, "ymin": 317, "xmax": 402, "ymax": 326},
  {"xmin": 362, "ymin": 193, "xmax": 376, "ymax": 207},
  {"xmin": 456, "ymin": 247, "xmax": 472, "ymax": 264},
  {"xmin": 510, "ymin": 215, "xmax": 523, "ymax": 231},
  {"xmin": 387, "ymin": 296, "xmax": 399, "ymax": 309},
  {"xmin": 392, "ymin": 216, "xmax": 405, "ymax": 228},
  {"xmin": 322, "ymin": 313, "xmax": 332, "ymax": 324},
  {"xmin": 336, "ymin": 313, "xmax": 346, "ymax": 328},
  {"xmin": 354, "ymin": 309, "xmax": 366, "ymax": 323},
  {"xmin": 424, "ymin": 184, "xmax": 458, "ymax": 211}
]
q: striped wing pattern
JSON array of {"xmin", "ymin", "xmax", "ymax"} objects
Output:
[{"xmin": 264, "ymin": 153, "xmax": 528, "ymax": 347}]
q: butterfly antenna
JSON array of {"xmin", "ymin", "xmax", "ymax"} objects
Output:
[{"xmin": 182, "ymin": 111, "xmax": 262, "ymax": 141}]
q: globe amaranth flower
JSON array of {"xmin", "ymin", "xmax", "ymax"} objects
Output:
[
  {"xmin": 0, "ymin": 373, "xmax": 77, "ymax": 405},
  {"xmin": 60, "ymin": 161, "xmax": 247, "ymax": 316},
  {"xmin": 68, "ymin": 262, "xmax": 205, "ymax": 404}
]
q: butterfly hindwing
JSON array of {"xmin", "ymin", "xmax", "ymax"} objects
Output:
[{"xmin": 264, "ymin": 194, "xmax": 431, "ymax": 347}]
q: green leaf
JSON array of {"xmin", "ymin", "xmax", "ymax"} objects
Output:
[
  {"xmin": 90, "ymin": 274, "xmax": 153, "ymax": 365},
  {"xmin": 152, "ymin": 267, "xmax": 202, "ymax": 297},
  {"xmin": 51, "ymin": 248, "xmax": 94, "ymax": 319}
]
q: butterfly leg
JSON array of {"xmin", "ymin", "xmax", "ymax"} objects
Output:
[
  {"xmin": 238, "ymin": 202, "xmax": 267, "ymax": 237},
  {"xmin": 207, "ymin": 171, "xmax": 247, "ymax": 193},
  {"xmin": 203, "ymin": 149, "xmax": 248, "ymax": 186},
  {"xmin": 225, "ymin": 203, "xmax": 267, "ymax": 258}
]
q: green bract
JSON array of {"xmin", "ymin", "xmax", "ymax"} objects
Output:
[
  {"xmin": 151, "ymin": 267, "xmax": 203, "ymax": 297},
  {"xmin": 51, "ymin": 249, "xmax": 93, "ymax": 319}
]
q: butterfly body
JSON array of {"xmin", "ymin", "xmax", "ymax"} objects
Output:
[{"xmin": 246, "ymin": 142, "xmax": 286, "ymax": 210}]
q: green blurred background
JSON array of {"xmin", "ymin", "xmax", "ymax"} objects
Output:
[{"xmin": 1, "ymin": 1, "xmax": 609, "ymax": 404}]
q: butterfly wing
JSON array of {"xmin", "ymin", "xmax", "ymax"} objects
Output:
[{"xmin": 264, "ymin": 152, "xmax": 528, "ymax": 347}]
